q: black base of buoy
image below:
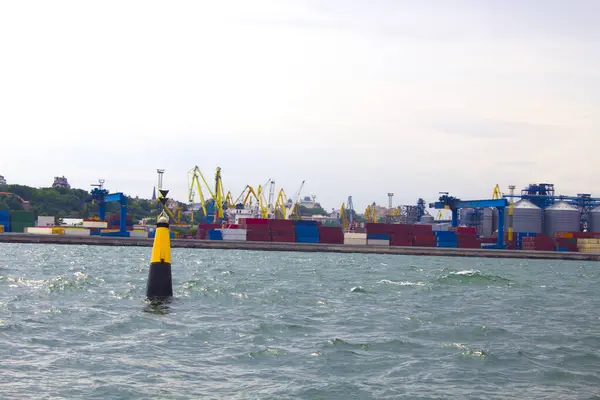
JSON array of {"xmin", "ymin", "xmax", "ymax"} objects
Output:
[{"xmin": 146, "ymin": 262, "xmax": 173, "ymax": 299}]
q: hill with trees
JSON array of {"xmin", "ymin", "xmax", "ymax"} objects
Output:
[{"xmin": 0, "ymin": 184, "xmax": 188, "ymax": 222}]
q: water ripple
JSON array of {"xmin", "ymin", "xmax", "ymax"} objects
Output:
[{"xmin": 0, "ymin": 243, "xmax": 598, "ymax": 399}]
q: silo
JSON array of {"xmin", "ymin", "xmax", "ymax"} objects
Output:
[
  {"xmin": 510, "ymin": 199, "xmax": 543, "ymax": 233},
  {"xmin": 544, "ymin": 201, "xmax": 580, "ymax": 236},
  {"xmin": 587, "ymin": 206, "xmax": 600, "ymax": 232}
]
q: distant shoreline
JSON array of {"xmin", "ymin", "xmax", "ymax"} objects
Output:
[{"xmin": 1, "ymin": 233, "xmax": 598, "ymax": 262}]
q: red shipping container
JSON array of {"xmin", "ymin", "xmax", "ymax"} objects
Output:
[
  {"xmin": 389, "ymin": 224, "xmax": 413, "ymax": 234},
  {"xmin": 456, "ymin": 227, "xmax": 477, "ymax": 235},
  {"xmin": 269, "ymin": 219, "xmax": 294, "ymax": 228},
  {"xmin": 241, "ymin": 218, "xmax": 270, "ymax": 225},
  {"xmin": 366, "ymin": 223, "xmax": 390, "ymax": 234},
  {"xmin": 391, "ymin": 234, "xmax": 413, "ymax": 247},
  {"xmin": 247, "ymin": 224, "xmax": 270, "ymax": 232},
  {"xmin": 271, "ymin": 235, "xmax": 296, "ymax": 243},
  {"xmin": 411, "ymin": 224, "xmax": 433, "ymax": 235},
  {"xmin": 247, "ymin": 232, "xmax": 272, "ymax": 241},
  {"xmin": 412, "ymin": 235, "xmax": 436, "ymax": 247}
]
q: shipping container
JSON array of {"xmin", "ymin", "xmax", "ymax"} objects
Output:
[
  {"xmin": 37, "ymin": 216, "xmax": 55, "ymax": 227},
  {"xmin": 25, "ymin": 227, "xmax": 53, "ymax": 235},
  {"xmin": 222, "ymin": 228, "xmax": 247, "ymax": 241},
  {"xmin": 208, "ymin": 230, "xmax": 223, "ymax": 240},
  {"xmin": 367, "ymin": 239, "xmax": 389, "ymax": 246},
  {"xmin": 411, "ymin": 235, "xmax": 436, "ymax": 247},
  {"xmin": 367, "ymin": 233, "xmax": 390, "ymax": 240},
  {"xmin": 130, "ymin": 231, "xmax": 149, "ymax": 239}
]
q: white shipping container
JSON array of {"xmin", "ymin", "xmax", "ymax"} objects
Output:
[
  {"xmin": 36, "ymin": 216, "xmax": 55, "ymax": 227},
  {"xmin": 63, "ymin": 228, "xmax": 91, "ymax": 236},
  {"xmin": 344, "ymin": 238, "xmax": 368, "ymax": 246},
  {"xmin": 344, "ymin": 232, "xmax": 367, "ymax": 239},
  {"xmin": 222, "ymin": 228, "xmax": 248, "ymax": 241},
  {"xmin": 367, "ymin": 239, "xmax": 389, "ymax": 246},
  {"xmin": 25, "ymin": 227, "xmax": 54, "ymax": 235},
  {"xmin": 129, "ymin": 231, "xmax": 149, "ymax": 238},
  {"xmin": 82, "ymin": 221, "xmax": 108, "ymax": 228},
  {"xmin": 432, "ymin": 223, "xmax": 451, "ymax": 231}
]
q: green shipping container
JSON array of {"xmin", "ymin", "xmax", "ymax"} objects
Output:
[
  {"xmin": 9, "ymin": 211, "xmax": 35, "ymax": 223},
  {"xmin": 10, "ymin": 222, "xmax": 34, "ymax": 233}
]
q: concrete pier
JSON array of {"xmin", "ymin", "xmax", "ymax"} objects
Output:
[{"xmin": 1, "ymin": 233, "xmax": 599, "ymax": 261}]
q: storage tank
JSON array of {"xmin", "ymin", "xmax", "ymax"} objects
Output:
[
  {"xmin": 587, "ymin": 206, "xmax": 600, "ymax": 232},
  {"xmin": 544, "ymin": 201, "xmax": 580, "ymax": 236},
  {"xmin": 509, "ymin": 199, "xmax": 543, "ymax": 233}
]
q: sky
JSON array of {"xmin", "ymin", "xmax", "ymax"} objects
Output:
[{"xmin": 1, "ymin": 0, "xmax": 599, "ymax": 212}]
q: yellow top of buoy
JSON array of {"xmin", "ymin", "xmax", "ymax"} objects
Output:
[{"xmin": 151, "ymin": 211, "xmax": 171, "ymax": 264}]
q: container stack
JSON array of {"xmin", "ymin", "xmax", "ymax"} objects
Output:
[
  {"xmin": 455, "ymin": 227, "xmax": 480, "ymax": 249},
  {"xmin": 365, "ymin": 223, "xmax": 392, "ymax": 246},
  {"xmin": 244, "ymin": 218, "xmax": 271, "ymax": 242},
  {"xmin": 196, "ymin": 223, "xmax": 221, "ymax": 239},
  {"xmin": 0, "ymin": 210, "xmax": 10, "ymax": 232},
  {"xmin": 318, "ymin": 226, "xmax": 344, "ymax": 244},
  {"xmin": 434, "ymin": 231, "xmax": 458, "ymax": 248},
  {"xmin": 9, "ymin": 211, "xmax": 35, "ymax": 233},
  {"xmin": 294, "ymin": 220, "xmax": 320, "ymax": 243},
  {"xmin": 410, "ymin": 224, "xmax": 435, "ymax": 247},
  {"xmin": 390, "ymin": 224, "xmax": 412, "ymax": 247},
  {"xmin": 515, "ymin": 232, "xmax": 537, "ymax": 250},
  {"xmin": 521, "ymin": 235, "xmax": 554, "ymax": 251},
  {"xmin": 109, "ymin": 215, "xmax": 134, "ymax": 231},
  {"xmin": 577, "ymin": 238, "xmax": 600, "ymax": 253},
  {"xmin": 269, "ymin": 219, "xmax": 295, "ymax": 243}
]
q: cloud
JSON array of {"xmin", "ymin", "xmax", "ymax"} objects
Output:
[{"xmin": 0, "ymin": 0, "xmax": 599, "ymax": 210}]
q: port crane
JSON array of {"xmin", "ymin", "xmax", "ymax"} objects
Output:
[
  {"xmin": 188, "ymin": 166, "xmax": 226, "ymax": 223},
  {"xmin": 87, "ymin": 179, "xmax": 129, "ymax": 236},
  {"xmin": 287, "ymin": 180, "xmax": 305, "ymax": 220},
  {"xmin": 430, "ymin": 192, "xmax": 508, "ymax": 249}
]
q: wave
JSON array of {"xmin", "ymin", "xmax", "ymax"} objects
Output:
[
  {"xmin": 378, "ymin": 279, "xmax": 425, "ymax": 286},
  {"xmin": 437, "ymin": 270, "xmax": 512, "ymax": 285}
]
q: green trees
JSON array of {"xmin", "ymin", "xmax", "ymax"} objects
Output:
[{"xmin": 0, "ymin": 184, "xmax": 186, "ymax": 222}]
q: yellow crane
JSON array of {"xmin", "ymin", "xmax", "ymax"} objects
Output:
[
  {"xmin": 365, "ymin": 205, "xmax": 377, "ymax": 223},
  {"xmin": 274, "ymin": 188, "xmax": 289, "ymax": 219},
  {"xmin": 187, "ymin": 166, "xmax": 226, "ymax": 223},
  {"xmin": 234, "ymin": 185, "xmax": 267, "ymax": 218},
  {"xmin": 340, "ymin": 202, "xmax": 348, "ymax": 230}
]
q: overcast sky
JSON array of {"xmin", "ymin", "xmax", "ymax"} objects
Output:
[{"xmin": 1, "ymin": 0, "xmax": 598, "ymax": 211}]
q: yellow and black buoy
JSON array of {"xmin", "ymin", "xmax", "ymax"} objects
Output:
[{"xmin": 146, "ymin": 203, "xmax": 173, "ymax": 300}]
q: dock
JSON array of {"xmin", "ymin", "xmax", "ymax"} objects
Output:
[{"xmin": 1, "ymin": 233, "xmax": 599, "ymax": 261}]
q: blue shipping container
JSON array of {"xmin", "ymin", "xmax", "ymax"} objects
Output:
[
  {"xmin": 208, "ymin": 230, "xmax": 223, "ymax": 240},
  {"xmin": 434, "ymin": 231, "xmax": 457, "ymax": 238},
  {"xmin": 0, "ymin": 210, "xmax": 9, "ymax": 218},
  {"xmin": 296, "ymin": 236, "xmax": 320, "ymax": 243},
  {"xmin": 437, "ymin": 242, "xmax": 458, "ymax": 248},
  {"xmin": 294, "ymin": 220, "xmax": 318, "ymax": 226},
  {"xmin": 367, "ymin": 233, "xmax": 390, "ymax": 240}
]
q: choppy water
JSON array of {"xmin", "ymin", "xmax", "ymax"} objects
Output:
[{"xmin": 1, "ymin": 243, "xmax": 599, "ymax": 399}]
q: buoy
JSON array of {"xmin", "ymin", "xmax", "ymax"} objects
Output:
[{"xmin": 146, "ymin": 202, "xmax": 173, "ymax": 300}]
